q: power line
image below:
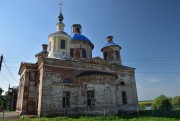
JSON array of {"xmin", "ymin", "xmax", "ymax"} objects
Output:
[
  {"xmin": 0, "ymin": 73, "xmax": 14, "ymax": 85},
  {"xmin": 2, "ymin": 54, "xmax": 180, "ymax": 74},
  {"xmin": 136, "ymin": 72, "xmax": 180, "ymax": 74},
  {"xmin": 3, "ymin": 61, "xmax": 18, "ymax": 83},
  {"xmin": 2, "ymin": 66, "xmax": 19, "ymax": 68}
]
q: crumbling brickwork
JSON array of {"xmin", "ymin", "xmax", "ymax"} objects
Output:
[{"xmin": 17, "ymin": 57, "xmax": 138, "ymax": 116}]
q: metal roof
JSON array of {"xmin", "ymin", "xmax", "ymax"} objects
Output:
[
  {"xmin": 103, "ymin": 41, "xmax": 119, "ymax": 48},
  {"xmin": 72, "ymin": 34, "xmax": 92, "ymax": 43}
]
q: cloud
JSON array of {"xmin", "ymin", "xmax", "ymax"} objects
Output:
[{"xmin": 148, "ymin": 77, "xmax": 162, "ymax": 83}]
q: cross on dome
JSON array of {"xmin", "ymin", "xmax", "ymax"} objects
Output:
[{"xmin": 58, "ymin": 0, "xmax": 64, "ymax": 22}]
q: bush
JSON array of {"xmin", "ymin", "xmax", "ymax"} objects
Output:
[
  {"xmin": 172, "ymin": 96, "xmax": 180, "ymax": 109},
  {"xmin": 152, "ymin": 95, "xmax": 171, "ymax": 110}
]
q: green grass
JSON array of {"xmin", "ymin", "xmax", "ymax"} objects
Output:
[
  {"xmin": 0, "ymin": 111, "xmax": 16, "ymax": 114},
  {"xmin": 1, "ymin": 115, "xmax": 180, "ymax": 121}
]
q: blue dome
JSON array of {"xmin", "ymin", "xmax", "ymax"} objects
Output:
[
  {"xmin": 72, "ymin": 34, "xmax": 92, "ymax": 43},
  {"xmin": 103, "ymin": 41, "xmax": 119, "ymax": 48}
]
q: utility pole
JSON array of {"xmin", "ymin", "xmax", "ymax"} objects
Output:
[{"xmin": 0, "ymin": 55, "xmax": 3, "ymax": 71}]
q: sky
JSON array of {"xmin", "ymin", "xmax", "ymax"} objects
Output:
[{"xmin": 0, "ymin": 0, "xmax": 180, "ymax": 101}]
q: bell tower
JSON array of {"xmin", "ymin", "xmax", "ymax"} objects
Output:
[
  {"xmin": 48, "ymin": 1, "xmax": 71, "ymax": 60},
  {"xmin": 70, "ymin": 24, "xmax": 94, "ymax": 60},
  {"xmin": 101, "ymin": 36, "xmax": 122, "ymax": 65}
]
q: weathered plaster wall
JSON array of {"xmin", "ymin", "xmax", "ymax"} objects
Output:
[
  {"xmin": 101, "ymin": 46, "xmax": 122, "ymax": 65},
  {"xmin": 70, "ymin": 41, "xmax": 92, "ymax": 60},
  {"xmin": 37, "ymin": 59, "xmax": 138, "ymax": 116},
  {"xmin": 17, "ymin": 57, "xmax": 138, "ymax": 116},
  {"xmin": 17, "ymin": 64, "xmax": 37, "ymax": 115}
]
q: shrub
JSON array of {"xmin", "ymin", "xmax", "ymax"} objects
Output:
[
  {"xmin": 152, "ymin": 95, "xmax": 171, "ymax": 110},
  {"xmin": 172, "ymin": 96, "xmax": 180, "ymax": 109}
]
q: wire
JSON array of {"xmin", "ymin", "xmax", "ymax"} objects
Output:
[
  {"xmin": 0, "ymin": 73, "xmax": 14, "ymax": 85},
  {"xmin": 3, "ymin": 61, "xmax": 18, "ymax": 83},
  {"xmin": 2, "ymin": 66, "xmax": 19, "ymax": 68},
  {"xmin": 2, "ymin": 54, "xmax": 180, "ymax": 74},
  {"xmin": 136, "ymin": 72, "xmax": 180, "ymax": 74}
]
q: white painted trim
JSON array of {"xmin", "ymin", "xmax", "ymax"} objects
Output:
[
  {"xmin": 48, "ymin": 33, "xmax": 71, "ymax": 40},
  {"xmin": 56, "ymin": 36, "xmax": 58, "ymax": 51}
]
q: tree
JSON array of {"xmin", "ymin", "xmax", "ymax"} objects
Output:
[
  {"xmin": 0, "ymin": 89, "xmax": 8, "ymax": 111},
  {"xmin": 0, "ymin": 87, "xmax": 3, "ymax": 96},
  {"xmin": 152, "ymin": 95, "xmax": 171, "ymax": 110},
  {"xmin": 0, "ymin": 97, "xmax": 7, "ymax": 110},
  {"xmin": 171, "ymin": 96, "xmax": 180, "ymax": 109},
  {"xmin": 0, "ymin": 87, "xmax": 4, "ymax": 111}
]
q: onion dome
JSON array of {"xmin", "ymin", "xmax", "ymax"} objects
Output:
[
  {"xmin": 102, "ymin": 36, "xmax": 121, "ymax": 49},
  {"xmin": 101, "ymin": 36, "xmax": 122, "ymax": 65},
  {"xmin": 72, "ymin": 34, "xmax": 91, "ymax": 43},
  {"xmin": 71, "ymin": 24, "xmax": 94, "ymax": 49}
]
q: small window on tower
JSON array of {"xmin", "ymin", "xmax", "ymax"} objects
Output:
[
  {"xmin": 115, "ymin": 51, "xmax": 119, "ymax": 59},
  {"xmin": 61, "ymin": 40, "xmax": 66, "ymax": 49},
  {"xmin": 82, "ymin": 48, "xmax": 86, "ymax": 58},
  {"xmin": 70, "ymin": 48, "xmax": 74, "ymax": 57},
  {"xmin": 103, "ymin": 52, "xmax": 107, "ymax": 60}
]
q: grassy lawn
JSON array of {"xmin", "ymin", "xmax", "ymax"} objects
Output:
[
  {"xmin": 1, "ymin": 115, "xmax": 179, "ymax": 121},
  {"xmin": 0, "ymin": 111, "xmax": 16, "ymax": 114}
]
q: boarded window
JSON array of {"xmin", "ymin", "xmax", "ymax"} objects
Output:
[
  {"xmin": 82, "ymin": 48, "xmax": 86, "ymax": 58},
  {"xmin": 103, "ymin": 52, "xmax": 107, "ymax": 60},
  {"xmin": 122, "ymin": 91, "xmax": 127, "ymax": 105},
  {"xmin": 115, "ymin": 51, "xmax": 119, "ymax": 59},
  {"xmin": 61, "ymin": 40, "xmax": 66, "ymax": 49},
  {"xmin": 87, "ymin": 90, "xmax": 94, "ymax": 106},
  {"xmin": 63, "ymin": 92, "xmax": 70, "ymax": 108}
]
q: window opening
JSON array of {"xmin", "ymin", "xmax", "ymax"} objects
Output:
[
  {"xmin": 70, "ymin": 48, "xmax": 74, "ymax": 57},
  {"xmin": 61, "ymin": 40, "xmax": 66, "ymax": 49},
  {"xmin": 63, "ymin": 78, "xmax": 70, "ymax": 83},
  {"xmin": 122, "ymin": 91, "xmax": 127, "ymax": 105},
  {"xmin": 120, "ymin": 81, "xmax": 125, "ymax": 86},
  {"xmin": 63, "ymin": 92, "xmax": 70, "ymax": 108},
  {"xmin": 87, "ymin": 90, "xmax": 94, "ymax": 106},
  {"xmin": 82, "ymin": 48, "xmax": 86, "ymax": 58},
  {"xmin": 103, "ymin": 52, "xmax": 107, "ymax": 60},
  {"xmin": 115, "ymin": 51, "xmax": 119, "ymax": 59}
]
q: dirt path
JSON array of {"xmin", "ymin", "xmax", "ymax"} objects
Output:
[{"xmin": 0, "ymin": 112, "xmax": 20, "ymax": 120}]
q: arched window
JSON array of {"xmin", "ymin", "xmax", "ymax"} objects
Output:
[
  {"xmin": 63, "ymin": 78, "xmax": 70, "ymax": 83},
  {"xmin": 82, "ymin": 48, "xmax": 86, "ymax": 58},
  {"xmin": 70, "ymin": 48, "xmax": 74, "ymax": 57},
  {"xmin": 115, "ymin": 51, "xmax": 119, "ymax": 59},
  {"xmin": 103, "ymin": 52, "xmax": 107, "ymax": 60},
  {"xmin": 120, "ymin": 81, "xmax": 125, "ymax": 86}
]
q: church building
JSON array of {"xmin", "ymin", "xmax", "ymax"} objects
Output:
[{"xmin": 16, "ymin": 3, "xmax": 138, "ymax": 116}]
